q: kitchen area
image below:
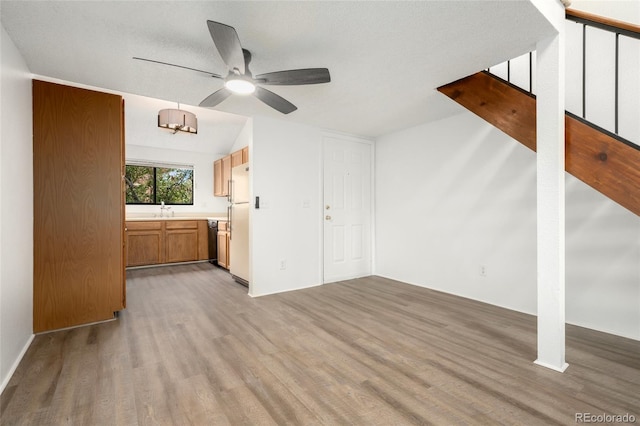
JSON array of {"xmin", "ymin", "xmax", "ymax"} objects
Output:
[
  {"xmin": 30, "ymin": 78, "xmax": 324, "ymax": 336},
  {"xmin": 125, "ymin": 144, "xmax": 251, "ymax": 287},
  {"xmin": 29, "ymin": 78, "xmax": 256, "ymax": 336}
]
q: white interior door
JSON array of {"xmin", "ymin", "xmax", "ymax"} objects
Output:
[{"xmin": 323, "ymin": 136, "xmax": 372, "ymax": 283}]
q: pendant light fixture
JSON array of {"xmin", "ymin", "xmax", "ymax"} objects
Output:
[{"xmin": 158, "ymin": 103, "xmax": 197, "ymax": 134}]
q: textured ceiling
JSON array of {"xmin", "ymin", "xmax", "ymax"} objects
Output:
[{"xmin": 1, "ymin": 1, "xmax": 556, "ymax": 138}]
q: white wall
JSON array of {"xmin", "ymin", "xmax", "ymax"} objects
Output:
[
  {"xmin": 250, "ymin": 116, "xmax": 323, "ymax": 296},
  {"xmin": 229, "ymin": 118, "xmax": 252, "ymax": 154},
  {"xmin": 123, "ymin": 93, "xmax": 247, "ymax": 216},
  {"xmin": 571, "ymin": 0, "xmax": 640, "ymax": 25},
  {"xmin": 0, "ymin": 25, "xmax": 34, "ymax": 392},
  {"xmin": 375, "ymin": 108, "xmax": 640, "ymax": 340}
]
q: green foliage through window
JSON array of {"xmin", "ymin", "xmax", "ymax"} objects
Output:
[{"xmin": 125, "ymin": 164, "xmax": 193, "ymax": 205}]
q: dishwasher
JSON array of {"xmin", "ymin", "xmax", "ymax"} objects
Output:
[{"xmin": 207, "ymin": 219, "xmax": 218, "ymax": 264}]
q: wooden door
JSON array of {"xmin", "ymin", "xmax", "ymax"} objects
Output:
[
  {"xmin": 214, "ymin": 159, "xmax": 223, "ymax": 196},
  {"xmin": 127, "ymin": 231, "xmax": 164, "ymax": 266},
  {"xmin": 165, "ymin": 230, "xmax": 199, "ymax": 263},
  {"xmin": 217, "ymin": 230, "xmax": 229, "ymax": 269},
  {"xmin": 323, "ymin": 136, "xmax": 372, "ymax": 283},
  {"xmin": 126, "ymin": 221, "xmax": 163, "ymax": 266},
  {"xmin": 165, "ymin": 220, "xmax": 199, "ymax": 263},
  {"xmin": 222, "ymin": 155, "xmax": 232, "ymax": 196},
  {"xmin": 33, "ymin": 80, "xmax": 125, "ymax": 332},
  {"xmin": 231, "ymin": 149, "xmax": 244, "ymax": 167},
  {"xmin": 197, "ymin": 220, "xmax": 209, "ymax": 260}
]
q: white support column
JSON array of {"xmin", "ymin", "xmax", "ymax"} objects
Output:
[{"xmin": 535, "ymin": 11, "xmax": 568, "ymax": 372}]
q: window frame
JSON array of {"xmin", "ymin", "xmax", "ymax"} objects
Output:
[{"xmin": 125, "ymin": 161, "xmax": 194, "ymax": 206}]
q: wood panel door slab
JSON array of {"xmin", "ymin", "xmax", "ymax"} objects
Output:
[
  {"xmin": 323, "ymin": 136, "xmax": 372, "ymax": 283},
  {"xmin": 33, "ymin": 80, "xmax": 125, "ymax": 332}
]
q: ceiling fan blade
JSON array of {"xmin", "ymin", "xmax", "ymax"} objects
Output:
[
  {"xmin": 199, "ymin": 88, "xmax": 232, "ymax": 107},
  {"xmin": 254, "ymin": 87, "xmax": 297, "ymax": 114},
  {"xmin": 255, "ymin": 68, "xmax": 331, "ymax": 85},
  {"xmin": 207, "ymin": 21, "xmax": 245, "ymax": 74},
  {"xmin": 132, "ymin": 57, "xmax": 222, "ymax": 78}
]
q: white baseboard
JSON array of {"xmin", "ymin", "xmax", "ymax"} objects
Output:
[
  {"xmin": 1, "ymin": 333, "xmax": 34, "ymax": 394},
  {"xmin": 534, "ymin": 359, "xmax": 569, "ymax": 373}
]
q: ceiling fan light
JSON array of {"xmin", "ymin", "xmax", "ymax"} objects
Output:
[
  {"xmin": 225, "ymin": 78, "xmax": 255, "ymax": 95},
  {"xmin": 158, "ymin": 108, "xmax": 197, "ymax": 134}
]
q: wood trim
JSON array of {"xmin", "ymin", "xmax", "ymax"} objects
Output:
[
  {"xmin": 437, "ymin": 72, "xmax": 537, "ymax": 152},
  {"xmin": 438, "ymin": 72, "xmax": 640, "ymax": 216},
  {"xmin": 165, "ymin": 220, "xmax": 198, "ymax": 230},
  {"xmin": 566, "ymin": 8, "xmax": 640, "ymax": 38},
  {"xmin": 566, "ymin": 115, "xmax": 640, "ymax": 214},
  {"xmin": 121, "ymin": 99, "xmax": 126, "ymax": 309}
]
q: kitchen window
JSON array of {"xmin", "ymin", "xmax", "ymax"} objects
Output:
[{"xmin": 125, "ymin": 162, "xmax": 194, "ymax": 205}]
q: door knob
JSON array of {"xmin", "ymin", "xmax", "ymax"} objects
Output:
[
  {"xmin": 326, "ymin": 205, "xmax": 331, "ymax": 210},
  {"xmin": 325, "ymin": 215, "xmax": 332, "ymax": 220}
]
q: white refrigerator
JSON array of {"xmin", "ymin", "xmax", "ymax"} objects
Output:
[{"xmin": 229, "ymin": 164, "xmax": 250, "ymax": 286}]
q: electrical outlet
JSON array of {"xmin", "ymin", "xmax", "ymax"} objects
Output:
[
  {"xmin": 279, "ymin": 259, "xmax": 287, "ymax": 270},
  {"xmin": 479, "ymin": 265, "xmax": 487, "ymax": 277}
]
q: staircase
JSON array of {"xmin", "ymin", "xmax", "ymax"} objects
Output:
[{"xmin": 437, "ymin": 9, "xmax": 640, "ymax": 217}]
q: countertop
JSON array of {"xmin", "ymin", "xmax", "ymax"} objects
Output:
[{"xmin": 126, "ymin": 214, "xmax": 228, "ymax": 222}]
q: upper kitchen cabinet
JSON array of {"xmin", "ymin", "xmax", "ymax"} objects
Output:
[
  {"xmin": 214, "ymin": 158, "xmax": 224, "ymax": 196},
  {"xmin": 214, "ymin": 147, "xmax": 248, "ymax": 197},
  {"xmin": 214, "ymin": 155, "xmax": 232, "ymax": 197},
  {"xmin": 242, "ymin": 146, "xmax": 249, "ymax": 164},
  {"xmin": 33, "ymin": 80, "xmax": 125, "ymax": 333},
  {"xmin": 231, "ymin": 149, "xmax": 243, "ymax": 167}
]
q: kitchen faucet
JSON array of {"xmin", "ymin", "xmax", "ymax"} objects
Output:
[{"xmin": 160, "ymin": 201, "xmax": 171, "ymax": 217}]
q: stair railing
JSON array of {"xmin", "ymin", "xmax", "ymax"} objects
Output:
[{"xmin": 487, "ymin": 9, "xmax": 640, "ymax": 146}]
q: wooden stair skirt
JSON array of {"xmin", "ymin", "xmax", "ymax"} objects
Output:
[{"xmin": 438, "ymin": 72, "xmax": 640, "ymax": 217}]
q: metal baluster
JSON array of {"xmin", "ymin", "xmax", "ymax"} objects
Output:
[
  {"xmin": 615, "ymin": 32, "xmax": 619, "ymax": 134},
  {"xmin": 529, "ymin": 52, "xmax": 533, "ymax": 94},
  {"xmin": 582, "ymin": 24, "xmax": 587, "ymax": 119}
]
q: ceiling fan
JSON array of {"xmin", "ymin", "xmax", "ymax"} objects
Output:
[{"xmin": 134, "ymin": 21, "xmax": 331, "ymax": 114}]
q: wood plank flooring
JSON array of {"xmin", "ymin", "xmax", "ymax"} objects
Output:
[{"xmin": 2, "ymin": 263, "xmax": 639, "ymax": 425}]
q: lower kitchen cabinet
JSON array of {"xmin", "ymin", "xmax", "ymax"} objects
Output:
[
  {"xmin": 126, "ymin": 220, "xmax": 208, "ymax": 267},
  {"xmin": 165, "ymin": 221, "xmax": 199, "ymax": 263},
  {"xmin": 217, "ymin": 221, "xmax": 230, "ymax": 269},
  {"xmin": 126, "ymin": 221, "xmax": 163, "ymax": 266}
]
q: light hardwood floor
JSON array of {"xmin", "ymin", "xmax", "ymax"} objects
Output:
[{"xmin": 2, "ymin": 263, "xmax": 639, "ymax": 425}]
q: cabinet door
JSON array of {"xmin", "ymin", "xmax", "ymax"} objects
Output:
[
  {"xmin": 217, "ymin": 231, "xmax": 229, "ymax": 269},
  {"xmin": 165, "ymin": 229, "xmax": 199, "ymax": 263},
  {"xmin": 231, "ymin": 149, "xmax": 243, "ymax": 167},
  {"xmin": 242, "ymin": 146, "xmax": 249, "ymax": 164},
  {"xmin": 127, "ymin": 230, "xmax": 164, "ymax": 266},
  {"xmin": 197, "ymin": 220, "xmax": 209, "ymax": 260},
  {"xmin": 214, "ymin": 159, "xmax": 223, "ymax": 196},
  {"xmin": 126, "ymin": 221, "xmax": 164, "ymax": 266},
  {"xmin": 222, "ymin": 155, "xmax": 231, "ymax": 196}
]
